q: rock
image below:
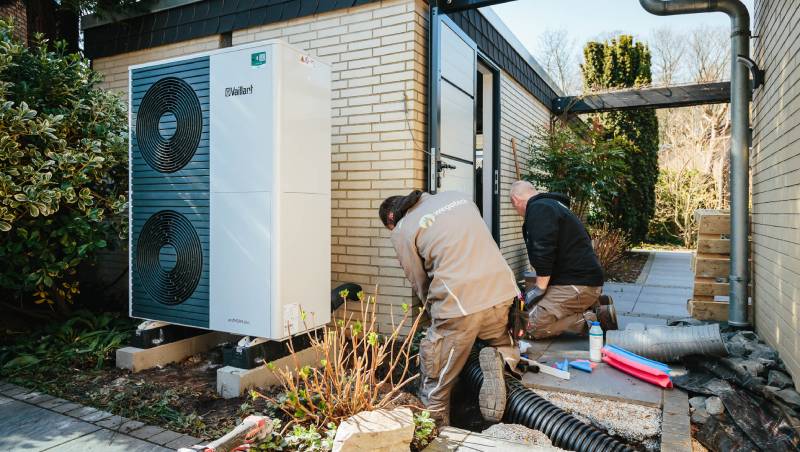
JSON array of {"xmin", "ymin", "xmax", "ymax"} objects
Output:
[
  {"xmin": 481, "ymin": 424, "xmax": 566, "ymax": 450},
  {"xmin": 737, "ymin": 359, "xmax": 766, "ymax": 377},
  {"xmin": 691, "ymin": 407, "xmax": 710, "ymax": 425},
  {"xmin": 775, "ymin": 389, "xmax": 800, "ymax": 410},
  {"xmin": 705, "ymin": 396, "xmax": 724, "ymax": 416},
  {"xmin": 689, "ymin": 396, "xmax": 707, "ymax": 411},
  {"xmin": 332, "ymin": 407, "xmax": 414, "ymax": 452},
  {"xmin": 745, "ymin": 342, "xmax": 779, "ymax": 362},
  {"xmin": 768, "ymin": 370, "xmax": 794, "ymax": 389}
]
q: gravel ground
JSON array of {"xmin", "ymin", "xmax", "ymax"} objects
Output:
[
  {"xmin": 481, "ymin": 424, "xmax": 567, "ymax": 451},
  {"xmin": 533, "ymin": 389, "xmax": 661, "ymax": 445}
]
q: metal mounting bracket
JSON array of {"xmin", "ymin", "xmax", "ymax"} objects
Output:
[{"xmin": 737, "ymin": 55, "xmax": 764, "ymax": 92}]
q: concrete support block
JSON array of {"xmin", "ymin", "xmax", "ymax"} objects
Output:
[
  {"xmin": 116, "ymin": 332, "xmax": 229, "ymax": 372},
  {"xmin": 217, "ymin": 345, "xmax": 321, "ymax": 399}
]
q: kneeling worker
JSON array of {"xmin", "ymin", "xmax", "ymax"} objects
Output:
[
  {"xmin": 379, "ymin": 190, "xmax": 519, "ymax": 425},
  {"xmin": 509, "ymin": 181, "xmax": 617, "ymax": 339}
]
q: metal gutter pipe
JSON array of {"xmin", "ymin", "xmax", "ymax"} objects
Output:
[{"xmin": 639, "ymin": 0, "xmax": 751, "ymax": 326}]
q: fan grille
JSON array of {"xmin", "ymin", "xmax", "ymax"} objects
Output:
[
  {"xmin": 136, "ymin": 210, "xmax": 203, "ymax": 306},
  {"xmin": 136, "ymin": 77, "xmax": 202, "ymax": 173}
]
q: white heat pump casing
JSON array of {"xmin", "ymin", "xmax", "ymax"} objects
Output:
[{"xmin": 128, "ymin": 41, "xmax": 331, "ymax": 340}]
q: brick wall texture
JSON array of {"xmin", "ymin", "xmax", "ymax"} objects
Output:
[
  {"xmin": 90, "ymin": 0, "xmax": 552, "ymax": 333},
  {"xmin": 0, "ymin": 0, "xmax": 27, "ymax": 43},
  {"xmin": 752, "ymin": 0, "xmax": 800, "ymax": 389}
]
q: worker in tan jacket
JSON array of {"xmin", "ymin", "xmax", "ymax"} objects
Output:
[{"xmin": 379, "ymin": 190, "xmax": 520, "ymax": 425}]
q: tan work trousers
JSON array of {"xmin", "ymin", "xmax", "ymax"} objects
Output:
[
  {"xmin": 528, "ymin": 285, "xmax": 601, "ymax": 340},
  {"xmin": 418, "ymin": 301, "xmax": 519, "ymax": 424}
]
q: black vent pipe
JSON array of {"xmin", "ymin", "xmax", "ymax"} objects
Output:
[{"xmin": 462, "ymin": 352, "xmax": 632, "ymax": 452}]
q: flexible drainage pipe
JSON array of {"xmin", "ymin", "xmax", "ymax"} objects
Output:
[
  {"xmin": 638, "ymin": 0, "xmax": 751, "ymax": 328},
  {"xmin": 606, "ymin": 323, "xmax": 728, "ymax": 362},
  {"xmin": 461, "ymin": 352, "xmax": 632, "ymax": 452}
]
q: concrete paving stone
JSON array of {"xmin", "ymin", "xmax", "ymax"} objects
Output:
[
  {"xmin": 128, "ymin": 424, "xmax": 166, "ymax": 440},
  {"xmin": 16, "ymin": 390, "xmax": 45, "ymax": 401},
  {"xmin": 95, "ymin": 415, "xmax": 128, "ymax": 429},
  {"xmin": 6, "ymin": 386, "xmax": 34, "ymax": 398},
  {"xmin": 0, "ymin": 395, "xmax": 14, "ymax": 406},
  {"xmin": 66, "ymin": 405, "xmax": 99, "ymax": 419},
  {"xmin": 148, "ymin": 429, "xmax": 185, "ymax": 445},
  {"xmin": 81, "ymin": 409, "xmax": 114, "ymax": 423},
  {"xmin": 165, "ymin": 434, "xmax": 204, "ymax": 449},
  {"xmin": 636, "ymin": 294, "xmax": 691, "ymax": 306},
  {"xmin": 27, "ymin": 393, "xmax": 56, "ymax": 405},
  {"xmin": 118, "ymin": 420, "xmax": 146, "ymax": 434},
  {"xmin": 51, "ymin": 427, "xmax": 173, "ymax": 452},
  {"xmin": 618, "ymin": 315, "xmax": 667, "ymax": 329},
  {"xmin": 0, "ymin": 382, "xmax": 18, "ymax": 392},
  {"xmin": 51, "ymin": 402, "xmax": 83, "ymax": 413},
  {"xmin": 39, "ymin": 397, "xmax": 71, "ymax": 409},
  {"xmin": 0, "ymin": 398, "xmax": 101, "ymax": 451},
  {"xmin": 639, "ymin": 286, "xmax": 693, "ymax": 297},
  {"xmin": 661, "ymin": 437, "xmax": 692, "ymax": 452},
  {"xmin": 661, "ymin": 421, "xmax": 690, "ymax": 436},
  {"xmin": 632, "ymin": 302, "xmax": 689, "ymax": 318}
]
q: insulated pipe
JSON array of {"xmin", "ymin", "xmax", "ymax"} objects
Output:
[
  {"xmin": 639, "ymin": 0, "xmax": 751, "ymax": 326},
  {"xmin": 461, "ymin": 352, "xmax": 632, "ymax": 452},
  {"xmin": 606, "ymin": 324, "xmax": 728, "ymax": 362}
]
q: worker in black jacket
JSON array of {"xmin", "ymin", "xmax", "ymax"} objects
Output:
[{"xmin": 510, "ymin": 180, "xmax": 617, "ymax": 339}]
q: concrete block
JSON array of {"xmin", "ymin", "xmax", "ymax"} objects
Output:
[
  {"xmin": 95, "ymin": 415, "xmax": 128, "ymax": 429},
  {"xmin": 217, "ymin": 345, "xmax": 321, "ymax": 398},
  {"xmin": 118, "ymin": 420, "xmax": 146, "ymax": 434},
  {"xmin": 116, "ymin": 332, "xmax": 229, "ymax": 372},
  {"xmin": 128, "ymin": 425, "xmax": 166, "ymax": 440},
  {"xmin": 165, "ymin": 434, "xmax": 203, "ymax": 449},
  {"xmin": 148, "ymin": 429, "xmax": 184, "ymax": 445},
  {"xmin": 39, "ymin": 397, "xmax": 71, "ymax": 410},
  {"xmin": 51, "ymin": 402, "xmax": 82, "ymax": 414}
]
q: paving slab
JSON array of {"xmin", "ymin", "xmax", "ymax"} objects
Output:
[
  {"xmin": 0, "ymin": 398, "xmax": 101, "ymax": 451},
  {"xmin": 51, "ymin": 402, "xmax": 83, "ymax": 414},
  {"xmin": 95, "ymin": 415, "xmax": 128, "ymax": 429},
  {"xmin": 165, "ymin": 434, "xmax": 203, "ymax": 449},
  {"xmin": 51, "ymin": 427, "xmax": 173, "ymax": 452},
  {"xmin": 39, "ymin": 397, "xmax": 71, "ymax": 410},
  {"xmin": 618, "ymin": 315, "xmax": 667, "ymax": 329},
  {"xmin": 521, "ymin": 352, "xmax": 663, "ymax": 407},
  {"xmin": 423, "ymin": 426, "xmax": 538, "ymax": 451},
  {"xmin": 118, "ymin": 420, "xmax": 146, "ymax": 434},
  {"xmin": 148, "ymin": 429, "xmax": 185, "ymax": 445},
  {"xmin": 128, "ymin": 424, "xmax": 166, "ymax": 440},
  {"xmin": 632, "ymin": 302, "xmax": 689, "ymax": 318}
]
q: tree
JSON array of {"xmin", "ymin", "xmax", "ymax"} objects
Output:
[
  {"xmin": 650, "ymin": 27, "xmax": 685, "ymax": 85},
  {"xmin": 581, "ymin": 35, "xmax": 660, "ymax": 244},
  {"xmin": 537, "ymin": 28, "xmax": 580, "ymax": 94},
  {"xmin": 0, "ymin": 21, "xmax": 128, "ymax": 316}
]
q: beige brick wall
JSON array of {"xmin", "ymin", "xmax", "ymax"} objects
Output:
[
  {"xmin": 752, "ymin": 0, "xmax": 800, "ymax": 389},
  {"xmin": 498, "ymin": 73, "xmax": 552, "ymax": 275}
]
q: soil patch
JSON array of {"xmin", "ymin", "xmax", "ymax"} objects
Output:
[{"xmin": 606, "ymin": 251, "xmax": 649, "ymax": 283}]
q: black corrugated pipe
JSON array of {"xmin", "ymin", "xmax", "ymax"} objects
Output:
[
  {"xmin": 638, "ymin": 0, "xmax": 752, "ymax": 327},
  {"xmin": 462, "ymin": 352, "xmax": 632, "ymax": 452}
]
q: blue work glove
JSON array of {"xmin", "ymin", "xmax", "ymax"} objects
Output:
[{"xmin": 524, "ymin": 286, "xmax": 546, "ymax": 310}]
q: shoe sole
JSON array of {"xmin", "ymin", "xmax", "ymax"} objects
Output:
[
  {"xmin": 599, "ymin": 295, "xmax": 613, "ymax": 306},
  {"xmin": 605, "ymin": 303, "xmax": 619, "ymax": 330},
  {"xmin": 478, "ymin": 347, "xmax": 506, "ymax": 422}
]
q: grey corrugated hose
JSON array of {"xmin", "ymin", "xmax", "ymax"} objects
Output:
[{"xmin": 605, "ymin": 323, "xmax": 728, "ymax": 362}]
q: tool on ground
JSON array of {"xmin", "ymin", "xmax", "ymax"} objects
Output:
[
  {"xmin": 602, "ymin": 344, "xmax": 672, "ymax": 388},
  {"xmin": 520, "ymin": 356, "xmax": 570, "ymax": 380},
  {"xmin": 178, "ymin": 415, "xmax": 272, "ymax": 452}
]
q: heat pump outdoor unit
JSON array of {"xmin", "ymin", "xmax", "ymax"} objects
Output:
[{"xmin": 129, "ymin": 40, "xmax": 331, "ymax": 340}]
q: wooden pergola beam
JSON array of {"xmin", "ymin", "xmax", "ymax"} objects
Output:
[{"xmin": 553, "ymin": 81, "xmax": 731, "ymax": 114}]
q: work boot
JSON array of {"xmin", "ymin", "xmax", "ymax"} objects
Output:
[
  {"xmin": 599, "ymin": 294, "xmax": 613, "ymax": 306},
  {"xmin": 478, "ymin": 347, "xmax": 506, "ymax": 422},
  {"xmin": 596, "ymin": 304, "xmax": 618, "ymax": 331}
]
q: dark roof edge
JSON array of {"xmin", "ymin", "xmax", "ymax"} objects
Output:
[
  {"xmin": 478, "ymin": 7, "xmax": 564, "ymax": 98},
  {"xmin": 82, "ymin": 0, "xmax": 203, "ymax": 30}
]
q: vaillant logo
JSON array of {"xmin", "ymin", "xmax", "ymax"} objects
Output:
[{"xmin": 225, "ymin": 85, "xmax": 254, "ymax": 97}]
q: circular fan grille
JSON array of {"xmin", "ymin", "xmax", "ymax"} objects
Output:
[
  {"xmin": 136, "ymin": 210, "xmax": 203, "ymax": 305},
  {"xmin": 136, "ymin": 77, "xmax": 202, "ymax": 173}
]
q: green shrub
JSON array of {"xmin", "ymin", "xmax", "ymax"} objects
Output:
[
  {"xmin": 526, "ymin": 121, "xmax": 630, "ymax": 221},
  {"xmin": 0, "ymin": 21, "xmax": 128, "ymax": 312},
  {"xmin": 648, "ymin": 168, "xmax": 719, "ymax": 247}
]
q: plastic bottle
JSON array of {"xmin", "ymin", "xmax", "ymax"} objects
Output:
[{"xmin": 589, "ymin": 321, "xmax": 603, "ymax": 363}]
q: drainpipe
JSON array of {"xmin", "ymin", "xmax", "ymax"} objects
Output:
[{"xmin": 639, "ymin": 0, "xmax": 751, "ymax": 327}]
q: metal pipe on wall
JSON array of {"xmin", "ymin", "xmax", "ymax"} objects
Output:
[{"xmin": 639, "ymin": 0, "xmax": 751, "ymax": 326}]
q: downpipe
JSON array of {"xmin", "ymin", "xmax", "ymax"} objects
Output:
[{"xmin": 639, "ymin": 0, "xmax": 751, "ymax": 326}]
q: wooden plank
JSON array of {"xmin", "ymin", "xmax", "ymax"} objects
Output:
[
  {"xmin": 694, "ymin": 253, "xmax": 730, "ymax": 278},
  {"xmin": 689, "ymin": 300, "xmax": 753, "ymax": 322},
  {"xmin": 553, "ymin": 81, "xmax": 731, "ymax": 114},
  {"xmin": 693, "ymin": 277, "xmax": 752, "ymax": 297},
  {"xmin": 697, "ymin": 235, "xmax": 730, "ymax": 254},
  {"xmin": 696, "ymin": 212, "xmax": 730, "ymax": 236}
]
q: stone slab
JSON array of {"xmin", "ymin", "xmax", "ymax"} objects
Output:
[
  {"xmin": 0, "ymin": 398, "xmax": 101, "ymax": 451},
  {"xmin": 521, "ymin": 352, "xmax": 663, "ymax": 408},
  {"xmin": 116, "ymin": 332, "xmax": 230, "ymax": 372},
  {"xmin": 39, "ymin": 397, "xmax": 71, "ymax": 410},
  {"xmin": 51, "ymin": 402, "xmax": 83, "ymax": 414},
  {"xmin": 128, "ymin": 424, "xmax": 166, "ymax": 440},
  {"xmin": 148, "ymin": 428, "xmax": 184, "ymax": 445},
  {"xmin": 423, "ymin": 427, "xmax": 536, "ymax": 452},
  {"xmin": 95, "ymin": 415, "xmax": 128, "ymax": 429},
  {"xmin": 618, "ymin": 315, "xmax": 667, "ymax": 330},
  {"xmin": 632, "ymin": 302, "xmax": 689, "ymax": 318},
  {"xmin": 165, "ymin": 434, "xmax": 203, "ymax": 449},
  {"xmin": 52, "ymin": 427, "xmax": 173, "ymax": 452},
  {"xmin": 217, "ymin": 345, "xmax": 321, "ymax": 398}
]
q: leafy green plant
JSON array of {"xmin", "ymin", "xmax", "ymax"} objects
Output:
[
  {"xmin": 413, "ymin": 411, "xmax": 436, "ymax": 448},
  {"xmin": 648, "ymin": 167, "xmax": 719, "ymax": 247},
  {"xmin": 0, "ymin": 310, "xmax": 133, "ymax": 373},
  {"xmin": 283, "ymin": 423, "xmax": 337, "ymax": 451},
  {"xmin": 582, "ymin": 35, "xmax": 660, "ymax": 243},
  {"xmin": 526, "ymin": 121, "xmax": 630, "ymax": 221},
  {"xmin": 254, "ymin": 290, "xmax": 426, "ymax": 429},
  {"xmin": 0, "ymin": 20, "xmax": 127, "ymax": 314}
]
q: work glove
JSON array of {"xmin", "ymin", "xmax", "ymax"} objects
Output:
[{"xmin": 524, "ymin": 286, "xmax": 546, "ymax": 310}]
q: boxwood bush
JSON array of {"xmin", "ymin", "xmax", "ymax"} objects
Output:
[{"xmin": 0, "ymin": 21, "xmax": 127, "ymax": 314}]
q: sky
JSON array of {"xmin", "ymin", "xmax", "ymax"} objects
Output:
[{"xmin": 489, "ymin": 0, "xmax": 754, "ymax": 61}]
